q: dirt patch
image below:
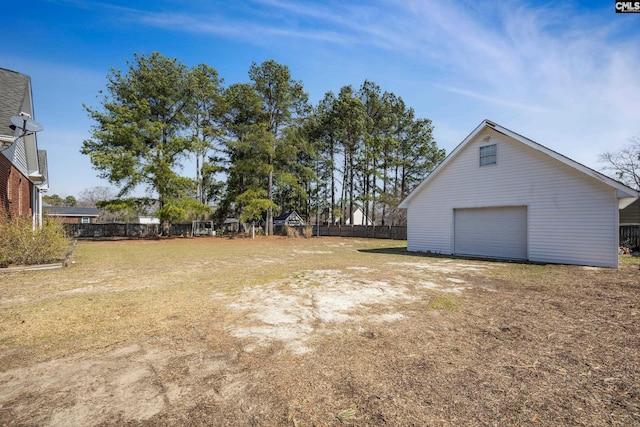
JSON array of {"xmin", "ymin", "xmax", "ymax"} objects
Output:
[
  {"xmin": 223, "ymin": 268, "xmax": 422, "ymax": 354},
  {"xmin": 1, "ymin": 237, "xmax": 639, "ymax": 426},
  {"xmin": 0, "ymin": 343, "xmax": 246, "ymax": 426}
]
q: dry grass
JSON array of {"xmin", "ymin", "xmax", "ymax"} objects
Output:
[{"xmin": 1, "ymin": 237, "xmax": 639, "ymax": 426}]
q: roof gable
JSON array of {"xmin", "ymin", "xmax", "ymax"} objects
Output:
[
  {"xmin": 399, "ymin": 120, "xmax": 639, "ymax": 208},
  {"xmin": 275, "ymin": 210, "xmax": 301, "ymax": 221},
  {"xmin": 0, "ymin": 68, "xmax": 32, "ymax": 138},
  {"xmin": 0, "ymin": 68, "xmax": 47, "ymax": 187}
]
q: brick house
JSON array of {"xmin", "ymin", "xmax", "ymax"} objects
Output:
[
  {"xmin": 0, "ymin": 68, "xmax": 48, "ymax": 227},
  {"xmin": 44, "ymin": 206, "xmax": 99, "ymax": 224}
]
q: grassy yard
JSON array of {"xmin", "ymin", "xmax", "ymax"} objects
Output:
[{"xmin": 0, "ymin": 236, "xmax": 639, "ymax": 426}]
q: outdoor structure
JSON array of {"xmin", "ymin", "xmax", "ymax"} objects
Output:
[
  {"xmin": 0, "ymin": 68, "xmax": 48, "ymax": 228},
  {"xmin": 138, "ymin": 216, "xmax": 160, "ymax": 225},
  {"xmin": 620, "ymin": 199, "xmax": 640, "ymax": 225},
  {"xmin": 345, "ymin": 206, "xmax": 373, "ymax": 226},
  {"xmin": 399, "ymin": 120, "xmax": 639, "ymax": 268},
  {"xmin": 44, "ymin": 206, "xmax": 99, "ymax": 224},
  {"xmin": 318, "ymin": 206, "xmax": 372, "ymax": 226},
  {"xmin": 192, "ymin": 220, "xmax": 215, "ymax": 236},
  {"xmin": 222, "ymin": 218, "xmax": 239, "ymax": 234},
  {"xmin": 274, "ymin": 210, "xmax": 305, "ymax": 227}
]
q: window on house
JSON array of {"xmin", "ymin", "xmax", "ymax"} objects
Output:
[
  {"xmin": 81, "ymin": 217, "xmax": 90, "ymax": 224},
  {"xmin": 480, "ymin": 144, "xmax": 497, "ymax": 166}
]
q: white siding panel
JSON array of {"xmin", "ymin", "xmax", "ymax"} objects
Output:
[
  {"xmin": 406, "ymin": 128, "xmax": 619, "ymax": 267},
  {"xmin": 2, "ymin": 137, "xmax": 29, "ymax": 176}
]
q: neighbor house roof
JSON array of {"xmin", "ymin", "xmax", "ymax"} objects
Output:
[
  {"xmin": 274, "ymin": 211, "xmax": 297, "ymax": 221},
  {"xmin": 44, "ymin": 206, "xmax": 99, "ymax": 217},
  {"xmin": 399, "ymin": 119, "xmax": 639, "ymax": 209}
]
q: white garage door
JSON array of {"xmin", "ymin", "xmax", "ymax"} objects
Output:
[{"xmin": 454, "ymin": 206, "xmax": 527, "ymax": 260}]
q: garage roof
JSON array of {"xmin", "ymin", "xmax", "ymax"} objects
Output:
[{"xmin": 399, "ymin": 120, "xmax": 639, "ymax": 209}]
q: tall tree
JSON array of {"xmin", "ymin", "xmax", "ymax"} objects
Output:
[
  {"xmin": 357, "ymin": 80, "xmax": 389, "ymax": 224},
  {"xmin": 309, "ymin": 82, "xmax": 444, "ymax": 226},
  {"xmin": 188, "ymin": 64, "xmax": 224, "ymax": 205},
  {"xmin": 81, "ymin": 52, "xmax": 206, "ymax": 232},
  {"xmin": 308, "ymin": 92, "xmax": 340, "ymax": 224},
  {"xmin": 333, "ymin": 85, "xmax": 366, "ymax": 225},
  {"xmin": 248, "ymin": 60, "xmax": 309, "ymax": 235},
  {"xmin": 220, "ymin": 83, "xmax": 272, "ymax": 223}
]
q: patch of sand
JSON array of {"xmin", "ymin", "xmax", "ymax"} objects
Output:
[
  {"xmin": 223, "ymin": 270, "xmax": 410, "ymax": 354},
  {"xmin": 221, "ymin": 266, "xmax": 467, "ymax": 354}
]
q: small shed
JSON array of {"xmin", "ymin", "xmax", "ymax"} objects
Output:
[
  {"xmin": 345, "ymin": 206, "xmax": 373, "ymax": 226},
  {"xmin": 274, "ymin": 210, "xmax": 305, "ymax": 227},
  {"xmin": 399, "ymin": 119, "xmax": 639, "ymax": 268},
  {"xmin": 222, "ymin": 218, "xmax": 239, "ymax": 233}
]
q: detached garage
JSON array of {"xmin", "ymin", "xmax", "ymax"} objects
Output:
[{"xmin": 399, "ymin": 120, "xmax": 639, "ymax": 268}]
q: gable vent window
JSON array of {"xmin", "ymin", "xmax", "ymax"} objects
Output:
[{"xmin": 480, "ymin": 144, "xmax": 497, "ymax": 166}]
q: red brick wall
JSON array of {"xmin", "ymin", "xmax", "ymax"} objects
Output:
[
  {"xmin": 0, "ymin": 153, "xmax": 33, "ymax": 222},
  {"xmin": 50, "ymin": 216, "xmax": 90, "ymax": 224}
]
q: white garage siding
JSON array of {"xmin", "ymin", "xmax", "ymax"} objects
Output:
[
  {"xmin": 454, "ymin": 207, "xmax": 527, "ymax": 259},
  {"xmin": 405, "ymin": 126, "xmax": 621, "ymax": 268}
]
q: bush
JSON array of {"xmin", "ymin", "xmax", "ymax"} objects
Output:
[
  {"xmin": 281, "ymin": 225, "xmax": 299, "ymax": 238},
  {"xmin": 0, "ymin": 216, "xmax": 72, "ymax": 267},
  {"xmin": 301, "ymin": 225, "xmax": 314, "ymax": 239}
]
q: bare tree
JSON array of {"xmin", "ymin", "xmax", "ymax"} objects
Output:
[
  {"xmin": 600, "ymin": 135, "xmax": 640, "ymax": 190},
  {"xmin": 77, "ymin": 186, "xmax": 117, "ymax": 207}
]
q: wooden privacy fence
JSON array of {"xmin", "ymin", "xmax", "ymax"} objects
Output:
[
  {"xmin": 63, "ymin": 223, "xmax": 637, "ymax": 247},
  {"xmin": 63, "ymin": 223, "xmax": 192, "ymax": 238},
  {"xmin": 312, "ymin": 225, "xmax": 407, "ymax": 240},
  {"xmin": 620, "ymin": 225, "xmax": 640, "ymax": 249},
  {"xmin": 63, "ymin": 223, "xmax": 408, "ymax": 240}
]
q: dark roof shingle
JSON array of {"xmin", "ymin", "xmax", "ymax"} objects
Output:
[{"xmin": 0, "ymin": 68, "xmax": 32, "ymax": 137}]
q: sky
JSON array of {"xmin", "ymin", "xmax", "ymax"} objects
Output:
[{"xmin": 2, "ymin": 0, "xmax": 640, "ymax": 198}]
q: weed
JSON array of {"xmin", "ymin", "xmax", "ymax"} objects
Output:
[
  {"xmin": 282, "ymin": 225, "xmax": 299, "ymax": 238},
  {"xmin": 302, "ymin": 225, "xmax": 314, "ymax": 238},
  {"xmin": 427, "ymin": 294, "xmax": 457, "ymax": 311},
  {"xmin": 336, "ymin": 408, "xmax": 356, "ymax": 424}
]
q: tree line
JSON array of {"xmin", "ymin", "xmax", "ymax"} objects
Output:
[{"xmin": 82, "ymin": 52, "xmax": 446, "ymax": 233}]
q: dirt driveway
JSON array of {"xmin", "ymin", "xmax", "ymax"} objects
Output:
[{"xmin": 1, "ymin": 237, "xmax": 639, "ymax": 426}]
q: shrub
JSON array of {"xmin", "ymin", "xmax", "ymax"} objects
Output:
[
  {"xmin": 281, "ymin": 225, "xmax": 299, "ymax": 238},
  {"xmin": 0, "ymin": 216, "xmax": 72, "ymax": 267},
  {"xmin": 301, "ymin": 225, "xmax": 314, "ymax": 239}
]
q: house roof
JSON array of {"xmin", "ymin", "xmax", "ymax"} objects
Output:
[
  {"xmin": 399, "ymin": 119, "xmax": 640, "ymax": 209},
  {"xmin": 274, "ymin": 210, "xmax": 299, "ymax": 221},
  {"xmin": 0, "ymin": 68, "xmax": 32, "ymax": 139},
  {"xmin": 44, "ymin": 206, "xmax": 99, "ymax": 217},
  {"xmin": 0, "ymin": 68, "xmax": 48, "ymax": 188}
]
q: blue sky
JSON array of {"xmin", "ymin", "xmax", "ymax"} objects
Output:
[{"xmin": 2, "ymin": 0, "xmax": 640, "ymax": 197}]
